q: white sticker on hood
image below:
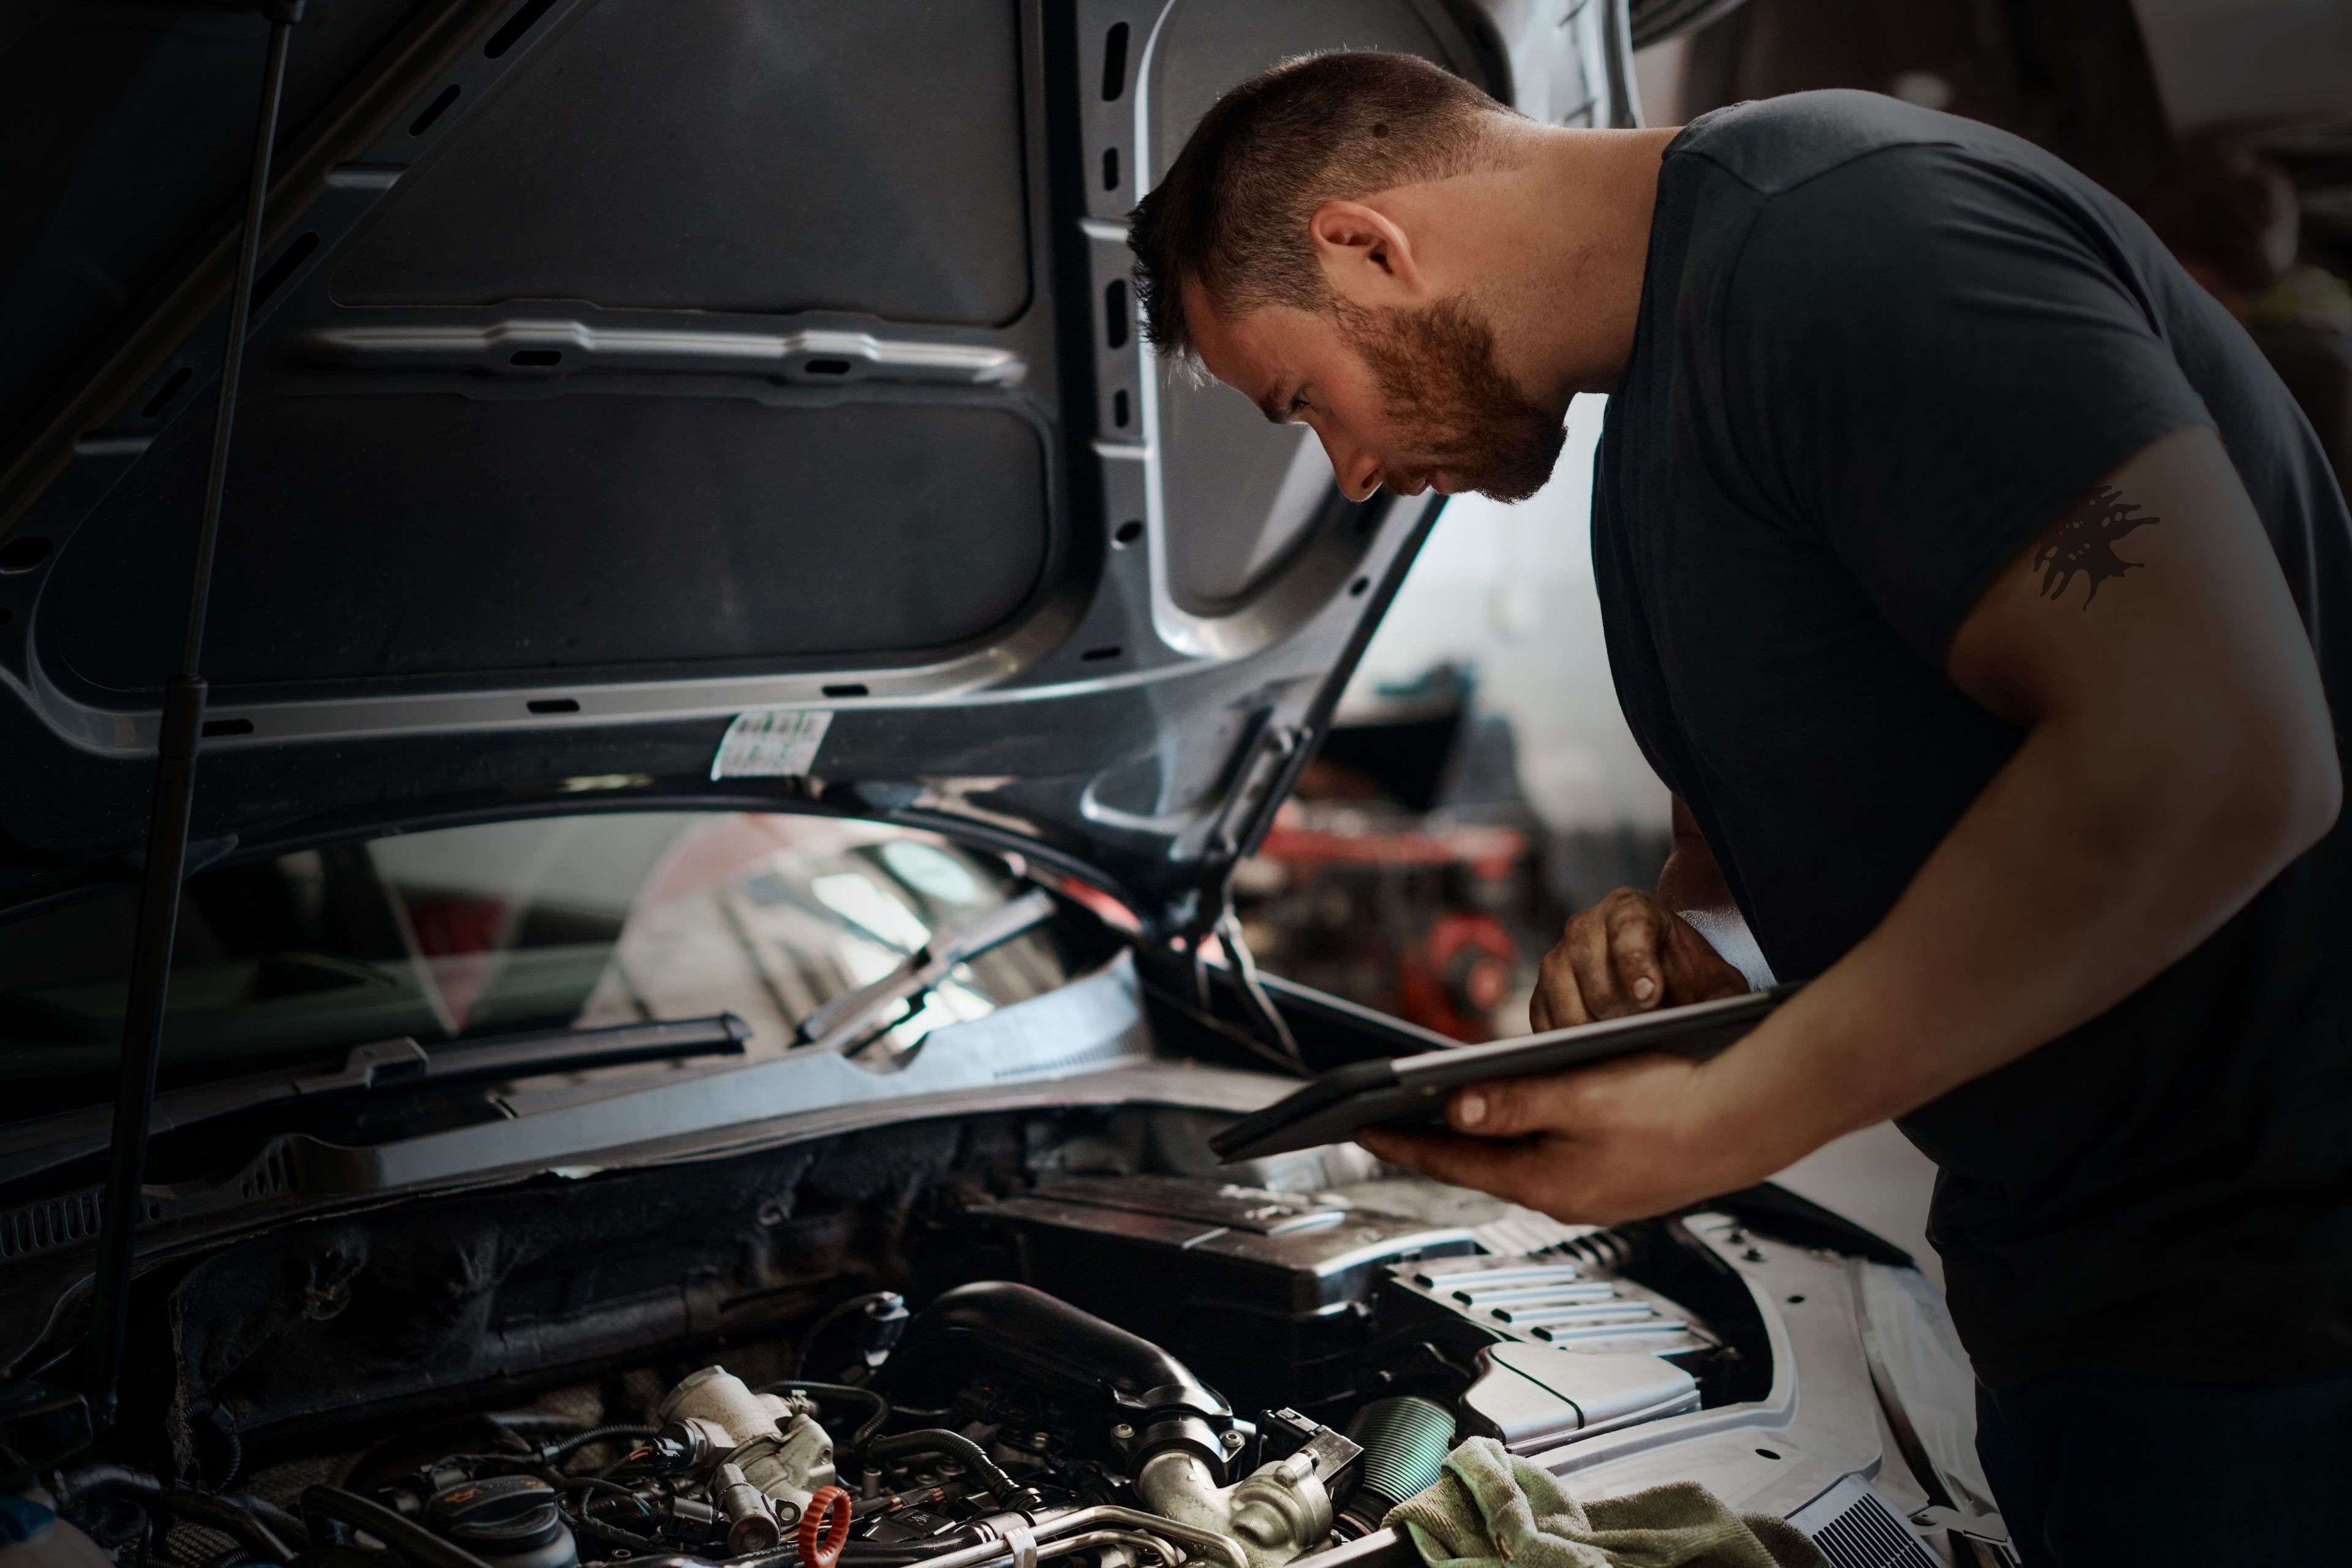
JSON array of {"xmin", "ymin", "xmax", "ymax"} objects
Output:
[{"xmin": 710, "ymin": 707, "xmax": 833, "ymax": 781}]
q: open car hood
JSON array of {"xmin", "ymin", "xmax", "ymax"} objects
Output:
[{"xmin": 0, "ymin": 0, "xmax": 1634, "ymax": 934}]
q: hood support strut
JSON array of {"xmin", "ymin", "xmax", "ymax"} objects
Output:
[{"xmin": 83, "ymin": 0, "xmax": 306, "ymax": 1434}]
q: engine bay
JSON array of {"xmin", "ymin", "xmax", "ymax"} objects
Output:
[{"xmin": 36, "ymin": 1109, "xmax": 1795, "ymax": 1568}]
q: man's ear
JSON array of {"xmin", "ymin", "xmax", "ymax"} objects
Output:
[{"xmin": 1310, "ymin": 199, "xmax": 1426, "ymax": 309}]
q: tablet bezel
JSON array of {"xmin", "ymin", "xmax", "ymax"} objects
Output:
[{"xmin": 1209, "ymin": 984, "xmax": 1797, "ymax": 1163}]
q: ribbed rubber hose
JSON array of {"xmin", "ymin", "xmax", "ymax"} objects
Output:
[{"xmin": 1343, "ymin": 1396, "xmax": 1456, "ymax": 1522}]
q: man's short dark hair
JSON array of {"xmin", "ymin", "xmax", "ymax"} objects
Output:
[{"xmin": 1128, "ymin": 51, "xmax": 1519, "ymax": 363}]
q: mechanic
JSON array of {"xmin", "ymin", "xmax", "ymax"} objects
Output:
[{"xmin": 1127, "ymin": 52, "xmax": 2352, "ymax": 1567}]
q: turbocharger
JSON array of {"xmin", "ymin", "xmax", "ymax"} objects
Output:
[{"xmin": 656, "ymin": 1367, "xmax": 837, "ymax": 1532}]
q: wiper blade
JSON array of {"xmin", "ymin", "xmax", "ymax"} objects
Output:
[
  {"xmin": 0, "ymin": 1013, "xmax": 748, "ymax": 1191},
  {"xmin": 796, "ymin": 890, "xmax": 1057, "ymax": 1053}
]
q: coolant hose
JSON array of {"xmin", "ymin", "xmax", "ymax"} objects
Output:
[
  {"xmin": 228, "ymin": 1491, "xmax": 312, "ymax": 1553},
  {"xmin": 760, "ymin": 1381, "xmax": 892, "ymax": 1453},
  {"xmin": 1340, "ymin": 1397, "xmax": 1455, "ymax": 1531},
  {"xmin": 303, "ymin": 1485, "xmax": 499, "ymax": 1568},
  {"xmin": 548, "ymin": 1424, "xmax": 660, "ymax": 1466}
]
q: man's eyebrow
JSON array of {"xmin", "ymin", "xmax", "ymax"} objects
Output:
[{"xmin": 1255, "ymin": 386, "xmax": 1292, "ymax": 423}]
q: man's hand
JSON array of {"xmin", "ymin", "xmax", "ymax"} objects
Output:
[
  {"xmin": 1378, "ymin": 831, "xmax": 1762, "ymax": 1224},
  {"xmin": 1356, "ymin": 1050, "xmax": 1779, "ymax": 1224},
  {"xmin": 1366, "ymin": 426, "xmax": 2340, "ymax": 1231},
  {"xmin": 1530, "ymin": 887, "xmax": 1751, "ymax": 1031}
]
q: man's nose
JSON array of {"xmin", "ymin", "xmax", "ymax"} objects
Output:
[{"xmin": 1314, "ymin": 426, "xmax": 1384, "ymax": 503}]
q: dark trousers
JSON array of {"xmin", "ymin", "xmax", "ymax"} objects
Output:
[{"xmin": 1975, "ymin": 1371, "xmax": 2352, "ymax": 1566}]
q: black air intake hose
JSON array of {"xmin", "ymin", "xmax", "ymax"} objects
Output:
[
  {"xmin": 884, "ymin": 1281, "xmax": 1228, "ymax": 1421},
  {"xmin": 1338, "ymin": 1397, "xmax": 1456, "ymax": 1534},
  {"xmin": 881, "ymin": 1281, "xmax": 1235, "ymax": 1478}
]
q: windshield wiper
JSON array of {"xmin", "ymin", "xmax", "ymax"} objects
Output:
[
  {"xmin": 0, "ymin": 1013, "xmax": 748, "ymax": 1191},
  {"xmin": 796, "ymin": 889, "xmax": 1058, "ymax": 1054}
]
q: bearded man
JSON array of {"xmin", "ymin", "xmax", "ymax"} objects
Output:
[{"xmin": 1128, "ymin": 51, "xmax": 2352, "ymax": 1567}]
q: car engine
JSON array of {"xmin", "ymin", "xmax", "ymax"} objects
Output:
[
  {"xmin": 30, "ymin": 1074, "xmax": 1992, "ymax": 1568},
  {"xmin": 390, "ymin": 1281, "xmax": 1389, "ymax": 1568},
  {"xmin": 60, "ymin": 1163, "xmax": 1775, "ymax": 1568}
]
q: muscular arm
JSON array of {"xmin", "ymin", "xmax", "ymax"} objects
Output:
[
  {"xmin": 1364, "ymin": 426, "xmax": 2341, "ymax": 1218},
  {"xmin": 1739, "ymin": 426, "xmax": 2339, "ymax": 1140}
]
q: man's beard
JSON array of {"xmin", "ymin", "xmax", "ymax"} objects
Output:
[{"xmin": 1339, "ymin": 294, "xmax": 1567, "ymax": 503}]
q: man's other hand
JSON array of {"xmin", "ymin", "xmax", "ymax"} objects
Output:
[
  {"xmin": 1355, "ymin": 1050, "xmax": 1757, "ymax": 1224},
  {"xmin": 1530, "ymin": 887, "xmax": 1751, "ymax": 1031}
]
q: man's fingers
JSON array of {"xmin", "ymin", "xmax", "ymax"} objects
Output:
[
  {"xmin": 1603, "ymin": 895, "xmax": 1668, "ymax": 1012},
  {"xmin": 1448, "ymin": 1074, "xmax": 1577, "ymax": 1139},
  {"xmin": 1534, "ymin": 935, "xmax": 1592, "ymax": 1030},
  {"xmin": 1565, "ymin": 905, "xmax": 1624, "ymax": 1016},
  {"xmin": 1536, "ymin": 889, "xmax": 1723, "ymax": 1033},
  {"xmin": 1572, "ymin": 889, "xmax": 1665, "ymax": 1019},
  {"xmin": 1357, "ymin": 1126, "xmax": 1550, "ymax": 1207}
]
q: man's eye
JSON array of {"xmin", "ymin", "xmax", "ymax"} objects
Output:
[{"xmin": 1288, "ymin": 394, "xmax": 1310, "ymax": 418}]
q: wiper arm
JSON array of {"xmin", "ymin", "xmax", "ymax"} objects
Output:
[
  {"xmin": 0, "ymin": 1013, "xmax": 749, "ymax": 1191},
  {"xmin": 796, "ymin": 889, "xmax": 1058, "ymax": 1054}
]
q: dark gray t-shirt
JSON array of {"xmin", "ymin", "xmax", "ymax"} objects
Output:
[{"xmin": 1591, "ymin": 91, "xmax": 2352, "ymax": 1387}]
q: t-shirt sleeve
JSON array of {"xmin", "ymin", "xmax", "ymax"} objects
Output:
[{"xmin": 1713, "ymin": 145, "xmax": 2215, "ymax": 663}]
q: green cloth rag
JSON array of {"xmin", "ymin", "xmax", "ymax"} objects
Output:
[{"xmin": 1385, "ymin": 1438, "xmax": 1827, "ymax": 1568}]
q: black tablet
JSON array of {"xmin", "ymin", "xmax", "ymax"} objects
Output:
[{"xmin": 1209, "ymin": 982, "xmax": 1800, "ymax": 1163}]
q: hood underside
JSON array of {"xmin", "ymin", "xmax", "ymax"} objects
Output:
[{"xmin": 0, "ymin": 0, "xmax": 1633, "ymax": 929}]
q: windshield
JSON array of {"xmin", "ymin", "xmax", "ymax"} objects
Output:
[{"xmin": 0, "ymin": 812, "xmax": 1079, "ymax": 1111}]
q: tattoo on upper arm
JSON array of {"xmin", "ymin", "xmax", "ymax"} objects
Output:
[{"xmin": 2035, "ymin": 485, "xmax": 2158, "ymax": 608}]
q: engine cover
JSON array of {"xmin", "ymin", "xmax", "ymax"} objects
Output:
[{"xmin": 971, "ymin": 1174, "xmax": 1479, "ymax": 1408}]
